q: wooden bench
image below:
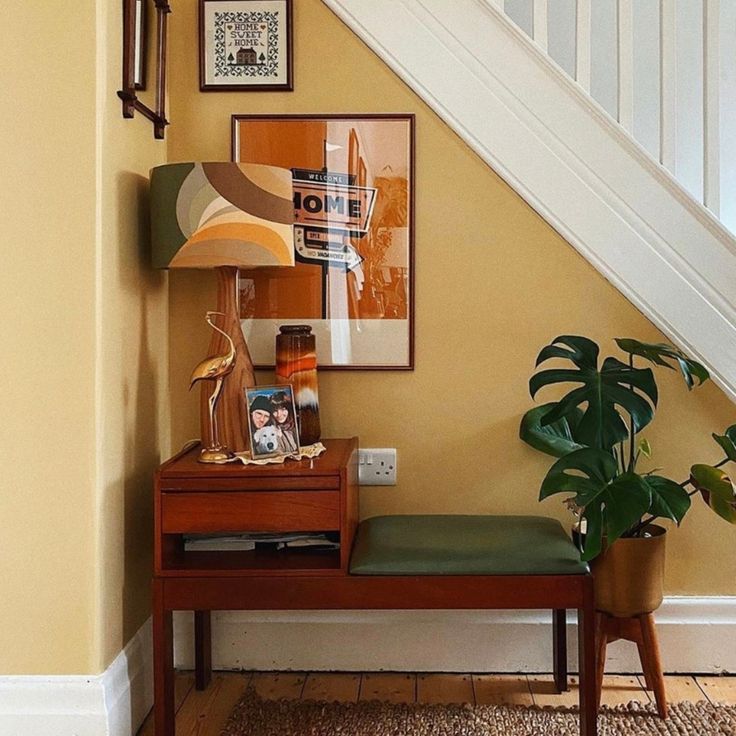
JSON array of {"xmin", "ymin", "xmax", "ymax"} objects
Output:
[
  {"xmin": 153, "ymin": 441, "xmax": 597, "ymax": 736},
  {"xmin": 349, "ymin": 514, "xmax": 597, "ymax": 734}
]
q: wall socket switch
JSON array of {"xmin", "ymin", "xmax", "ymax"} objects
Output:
[{"xmin": 358, "ymin": 448, "xmax": 397, "ymax": 485}]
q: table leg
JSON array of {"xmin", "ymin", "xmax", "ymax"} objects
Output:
[
  {"xmin": 194, "ymin": 610, "xmax": 212, "ymax": 690},
  {"xmin": 553, "ymin": 608, "xmax": 568, "ymax": 692},
  {"xmin": 578, "ymin": 583, "xmax": 598, "ymax": 736},
  {"xmin": 153, "ymin": 579, "xmax": 175, "ymax": 736}
]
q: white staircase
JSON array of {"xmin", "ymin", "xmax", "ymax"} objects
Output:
[
  {"xmin": 322, "ymin": 0, "xmax": 736, "ymax": 400},
  {"xmin": 501, "ymin": 0, "xmax": 736, "ymax": 233}
]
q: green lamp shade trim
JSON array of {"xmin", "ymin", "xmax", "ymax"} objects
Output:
[{"xmin": 150, "ymin": 163, "xmax": 193, "ymax": 269}]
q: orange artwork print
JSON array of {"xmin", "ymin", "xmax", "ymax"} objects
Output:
[{"xmin": 232, "ymin": 115, "xmax": 414, "ymax": 369}]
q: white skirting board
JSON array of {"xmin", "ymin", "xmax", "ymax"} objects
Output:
[
  {"xmin": 0, "ymin": 620, "xmax": 153, "ymax": 736},
  {"xmin": 1, "ymin": 598, "xmax": 733, "ymax": 735},
  {"xmin": 174, "ymin": 597, "xmax": 736, "ymax": 674}
]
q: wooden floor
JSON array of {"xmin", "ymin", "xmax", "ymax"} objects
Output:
[{"xmin": 137, "ymin": 671, "xmax": 736, "ymax": 736}]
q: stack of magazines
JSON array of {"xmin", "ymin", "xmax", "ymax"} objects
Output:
[{"xmin": 183, "ymin": 532, "xmax": 340, "ymax": 552}]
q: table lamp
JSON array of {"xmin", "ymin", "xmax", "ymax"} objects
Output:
[{"xmin": 150, "ymin": 162, "xmax": 295, "ymax": 459}]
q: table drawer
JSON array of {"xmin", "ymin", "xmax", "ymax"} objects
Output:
[
  {"xmin": 160, "ymin": 476, "xmax": 340, "ymax": 492},
  {"xmin": 161, "ymin": 490, "xmax": 340, "ymax": 533}
]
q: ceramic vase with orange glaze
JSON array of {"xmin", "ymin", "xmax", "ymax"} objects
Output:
[{"xmin": 275, "ymin": 325, "xmax": 321, "ymax": 446}]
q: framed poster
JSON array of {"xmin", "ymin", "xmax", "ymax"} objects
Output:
[
  {"xmin": 199, "ymin": 0, "xmax": 293, "ymax": 91},
  {"xmin": 232, "ymin": 114, "xmax": 415, "ymax": 370}
]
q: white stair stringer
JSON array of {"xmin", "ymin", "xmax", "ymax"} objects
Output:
[{"xmin": 322, "ymin": 0, "xmax": 736, "ymax": 401}]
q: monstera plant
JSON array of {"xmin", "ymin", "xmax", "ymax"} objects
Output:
[{"xmin": 520, "ymin": 335, "xmax": 736, "ymax": 562}]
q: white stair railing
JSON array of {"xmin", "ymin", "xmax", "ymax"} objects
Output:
[
  {"xmin": 503, "ymin": 0, "xmax": 736, "ymax": 233},
  {"xmin": 322, "ymin": 0, "xmax": 736, "ymax": 400}
]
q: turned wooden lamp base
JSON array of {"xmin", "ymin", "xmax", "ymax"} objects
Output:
[{"xmin": 596, "ymin": 611, "xmax": 667, "ymax": 718}]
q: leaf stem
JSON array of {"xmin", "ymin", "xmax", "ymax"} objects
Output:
[{"xmin": 628, "ymin": 353, "xmax": 636, "ymax": 472}]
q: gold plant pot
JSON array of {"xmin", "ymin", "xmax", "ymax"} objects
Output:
[{"xmin": 591, "ymin": 525, "xmax": 667, "ymax": 618}]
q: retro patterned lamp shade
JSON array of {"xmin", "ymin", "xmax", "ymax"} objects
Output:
[{"xmin": 150, "ymin": 162, "xmax": 295, "ymax": 456}]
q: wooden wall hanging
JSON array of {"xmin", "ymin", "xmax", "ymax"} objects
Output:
[{"xmin": 118, "ymin": 0, "xmax": 171, "ymax": 139}]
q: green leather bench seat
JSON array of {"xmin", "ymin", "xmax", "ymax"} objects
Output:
[{"xmin": 349, "ymin": 515, "xmax": 588, "ymax": 576}]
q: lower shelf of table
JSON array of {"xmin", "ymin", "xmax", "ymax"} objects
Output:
[{"xmin": 158, "ymin": 547, "xmax": 343, "ymax": 576}]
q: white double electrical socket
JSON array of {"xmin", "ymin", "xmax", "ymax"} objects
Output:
[{"xmin": 358, "ymin": 448, "xmax": 397, "ymax": 485}]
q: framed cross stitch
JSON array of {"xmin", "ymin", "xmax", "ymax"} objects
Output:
[{"xmin": 199, "ymin": 0, "xmax": 293, "ymax": 91}]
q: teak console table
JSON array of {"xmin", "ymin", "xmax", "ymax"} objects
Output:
[{"xmin": 153, "ymin": 437, "xmax": 598, "ymax": 736}]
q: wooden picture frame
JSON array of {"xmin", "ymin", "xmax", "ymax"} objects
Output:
[
  {"xmin": 232, "ymin": 114, "xmax": 415, "ymax": 370},
  {"xmin": 199, "ymin": 0, "xmax": 294, "ymax": 92},
  {"xmin": 118, "ymin": 0, "xmax": 170, "ymax": 139}
]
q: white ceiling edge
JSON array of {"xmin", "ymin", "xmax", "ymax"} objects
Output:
[{"xmin": 322, "ymin": 0, "xmax": 736, "ymax": 403}]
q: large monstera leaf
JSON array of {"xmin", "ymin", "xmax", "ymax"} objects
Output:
[
  {"xmin": 642, "ymin": 475, "xmax": 691, "ymax": 524},
  {"xmin": 615, "ymin": 338, "xmax": 709, "ymax": 390},
  {"xmin": 519, "ymin": 403, "xmax": 586, "ymax": 458},
  {"xmin": 539, "ymin": 447, "xmax": 652, "ymax": 560},
  {"xmin": 690, "ymin": 464, "xmax": 736, "ymax": 524},
  {"xmin": 530, "ymin": 336, "xmax": 658, "ymax": 452},
  {"xmin": 711, "ymin": 424, "xmax": 736, "ymax": 462},
  {"xmin": 686, "ymin": 427, "xmax": 736, "ymax": 524}
]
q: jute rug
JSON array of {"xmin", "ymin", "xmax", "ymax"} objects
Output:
[{"xmin": 220, "ymin": 688, "xmax": 736, "ymax": 735}]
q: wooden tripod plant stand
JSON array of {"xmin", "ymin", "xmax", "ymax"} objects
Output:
[{"xmin": 595, "ymin": 611, "xmax": 667, "ymax": 718}]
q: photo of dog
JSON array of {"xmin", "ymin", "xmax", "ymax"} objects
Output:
[
  {"xmin": 245, "ymin": 384, "xmax": 300, "ymax": 459},
  {"xmin": 253, "ymin": 425, "xmax": 280, "ymax": 455}
]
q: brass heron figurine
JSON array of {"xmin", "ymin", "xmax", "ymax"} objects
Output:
[{"xmin": 190, "ymin": 311, "xmax": 237, "ymax": 463}]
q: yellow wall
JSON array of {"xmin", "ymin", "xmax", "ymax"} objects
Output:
[
  {"xmin": 0, "ymin": 0, "xmax": 99, "ymax": 674},
  {"xmin": 95, "ymin": 0, "xmax": 169, "ymax": 671},
  {"xmin": 167, "ymin": 0, "xmax": 736, "ymax": 595},
  {"xmin": 2, "ymin": 0, "xmax": 733, "ymax": 679},
  {"xmin": 0, "ymin": 0, "xmax": 168, "ymax": 674}
]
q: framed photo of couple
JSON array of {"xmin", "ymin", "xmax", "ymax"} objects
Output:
[{"xmin": 245, "ymin": 384, "xmax": 300, "ymax": 459}]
